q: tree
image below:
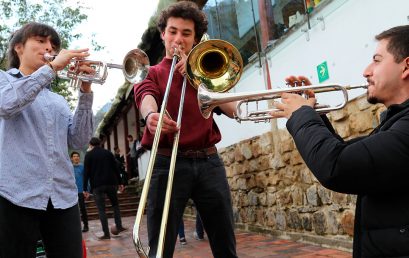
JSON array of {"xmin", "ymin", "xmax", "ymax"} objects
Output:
[{"xmin": 0, "ymin": 0, "xmax": 103, "ymax": 109}]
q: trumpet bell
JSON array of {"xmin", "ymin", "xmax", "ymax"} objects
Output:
[
  {"xmin": 122, "ymin": 49, "xmax": 150, "ymax": 84},
  {"xmin": 186, "ymin": 39, "xmax": 243, "ymax": 92}
]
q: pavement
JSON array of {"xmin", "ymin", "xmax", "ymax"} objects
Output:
[{"xmin": 83, "ymin": 216, "xmax": 352, "ymax": 258}]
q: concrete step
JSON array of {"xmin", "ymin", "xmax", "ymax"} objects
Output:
[{"xmin": 85, "ymin": 191, "xmax": 140, "ymax": 220}]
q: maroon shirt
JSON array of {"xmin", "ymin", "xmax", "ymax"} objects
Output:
[{"xmin": 134, "ymin": 58, "xmax": 222, "ymax": 150}]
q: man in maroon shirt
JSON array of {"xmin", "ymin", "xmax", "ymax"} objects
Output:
[{"xmin": 134, "ymin": 1, "xmax": 238, "ymax": 258}]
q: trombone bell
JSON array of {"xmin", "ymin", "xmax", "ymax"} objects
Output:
[{"xmin": 186, "ymin": 39, "xmax": 243, "ymax": 93}]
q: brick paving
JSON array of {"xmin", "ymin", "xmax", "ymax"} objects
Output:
[{"xmin": 83, "ymin": 216, "xmax": 352, "ymax": 258}]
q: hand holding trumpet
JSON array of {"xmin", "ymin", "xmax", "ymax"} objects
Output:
[
  {"xmin": 270, "ymin": 76, "xmax": 317, "ymax": 119},
  {"xmin": 45, "ymin": 48, "xmax": 95, "ymax": 92}
]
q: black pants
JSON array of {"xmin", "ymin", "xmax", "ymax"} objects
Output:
[
  {"xmin": 93, "ymin": 185, "xmax": 123, "ymax": 236},
  {"xmin": 78, "ymin": 193, "xmax": 88, "ymax": 227},
  {"xmin": 0, "ymin": 196, "xmax": 82, "ymax": 258},
  {"xmin": 147, "ymin": 154, "xmax": 237, "ymax": 258}
]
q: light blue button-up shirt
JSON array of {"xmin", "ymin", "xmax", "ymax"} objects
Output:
[{"xmin": 0, "ymin": 65, "xmax": 94, "ymax": 210}]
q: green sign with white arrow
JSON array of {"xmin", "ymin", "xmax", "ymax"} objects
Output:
[{"xmin": 317, "ymin": 61, "xmax": 329, "ymax": 83}]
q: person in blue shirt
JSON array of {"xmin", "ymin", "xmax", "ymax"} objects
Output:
[
  {"xmin": 71, "ymin": 151, "xmax": 89, "ymax": 233},
  {"xmin": 0, "ymin": 22, "xmax": 94, "ymax": 258}
]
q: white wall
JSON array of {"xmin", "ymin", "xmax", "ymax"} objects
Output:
[{"xmin": 216, "ymin": 0, "xmax": 409, "ymax": 148}]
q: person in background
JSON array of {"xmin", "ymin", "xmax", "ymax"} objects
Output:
[
  {"xmin": 0, "ymin": 22, "xmax": 94, "ymax": 258},
  {"xmin": 177, "ymin": 220, "xmax": 187, "ymax": 245},
  {"xmin": 134, "ymin": 2, "xmax": 238, "ymax": 257},
  {"xmin": 193, "ymin": 209, "xmax": 204, "ymax": 241},
  {"xmin": 114, "ymin": 146, "xmax": 128, "ymax": 185},
  {"xmin": 127, "ymin": 134, "xmax": 139, "ymax": 180},
  {"xmin": 271, "ymin": 25, "xmax": 409, "ymax": 257},
  {"xmin": 83, "ymin": 137, "xmax": 127, "ymax": 240},
  {"xmin": 71, "ymin": 151, "xmax": 89, "ymax": 233}
]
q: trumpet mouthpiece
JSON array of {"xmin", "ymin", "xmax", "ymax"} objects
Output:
[{"xmin": 44, "ymin": 53, "xmax": 55, "ymax": 62}]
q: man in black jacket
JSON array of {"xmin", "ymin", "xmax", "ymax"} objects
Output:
[
  {"xmin": 84, "ymin": 137, "xmax": 127, "ymax": 240},
  {"xmin": 271, "ymin": 25, "xmax": 409, "ymax": 257}
]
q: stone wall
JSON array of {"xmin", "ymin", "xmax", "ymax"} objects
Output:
[{"xmin": 186, "ymin": 94, "xmax": 385, "ymax": 251}]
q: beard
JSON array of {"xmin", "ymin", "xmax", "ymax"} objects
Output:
[{"xmin": 367, "ymin": 91, "xmax": 380, "ymax": 104}]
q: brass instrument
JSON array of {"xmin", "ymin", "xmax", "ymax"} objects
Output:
[
  {"xmin": 198, "ymin": 83, "xmax": 368, "ymax": 122},
  {"xmin": 132, "ymin": 48, "xmax": 183, "ymax": 258},
  {"xmin": 44, "ymin": 48, "xmax": 149, "ymax": 86},
  {"xmin": 132, "ymin": 39, "xmax": 243, "ymax": 258}
]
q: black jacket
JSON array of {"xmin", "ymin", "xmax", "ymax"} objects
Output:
[
  {"xmin": 84, "ymin": 146, "xmax": 122, "ymax": 191},
  {"xmin": 287, "ymin": 101, "xmax": 409, "ymax": 258}
]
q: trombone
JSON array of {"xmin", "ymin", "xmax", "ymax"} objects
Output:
[
  {"xmin": 44, "ymin": 48, "xmax": 149, "ymax": 87},
  {"xmin": 132, "ymin": 39, "xmax": 243, "ymax": 258},
  {"xmin": 198, "ymin": 83, "xmax": 369, "ymax": 122}
]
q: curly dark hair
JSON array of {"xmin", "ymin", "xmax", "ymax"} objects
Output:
[
  {"xmin": 7, "ymin": 22, "xmax": 61, "ymax": 69},
  {"xmin": 157, "ymin": 1, "xmax": 208, "ymax": 43},
  {"xmin": 375, "ymin": 25, "xmax": 409, "ymax": 63}
]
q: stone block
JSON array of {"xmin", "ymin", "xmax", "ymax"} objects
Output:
[
  {"xmin": 302, "ymin": 215, "xmax": 312, "ymax": 231},
  {"xmin": 270, "ymin": 155, "xmax": 286, "ymax": 170},
  {"xmin": 255, "ymin": 172, "xmax": 268, "ymax": 188},
  {"xmin": 312, "ymin": 211, "xmax": 327, "ymax": 235},
  {"xmin": 288, "ymin": 210, "xmax": 302, "ymax": 230},
  {"xmin": 241, "ymin": 143, "xmax": 253, "ymax": 160},
  {"xmin": 317, "ymin": 185, "xmax": 332, "ymax": 205},
  {"xmin": 275, "ymin": 210, "xmax": 287, "ymax": 230},
  {"xmin": 266, "ymin": 208, "xmax": 276, "ymax": 227},
  {"xmin": 306, "ymin": 185, "xmax": 319, "ymax": 206},
  {"xmin": 234, "ymin": 145, "xmax": 244, "ymax": 162},
  {"xmin": 340, "ymin": 211, "xmax": 355, "ymax": 236},
  {"xmin": 290, "ymin": 185, "xmax": 304, "ymax": 206},
  {"xmin": 266, "ymin": 192, "xmax": 277, "ymax": 206},
  {"xmin": 329, "ymin": 108, "xmax": 348, "ymax": 122}
]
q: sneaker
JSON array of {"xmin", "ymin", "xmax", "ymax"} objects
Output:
[
  {"xmin": 110, "ymin": 225, "xmax": 127, "ymax": 235},
  {"xmin": 179, "ymin": 237, "xmax": 187, "ymax": 245},
  {"xmin": 97, "ymin": 235, "xmax": 110, "ymax": 240},
  {"xmin": 193, "ymin": 232, "xmax": 204, "ymax": 241}
]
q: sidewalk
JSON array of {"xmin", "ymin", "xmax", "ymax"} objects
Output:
[{"xmin": 83, "ymin": 216, "xmax": 352, "ymax": 258}]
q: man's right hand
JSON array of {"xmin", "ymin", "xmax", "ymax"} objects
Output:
[{"xmin": 145, "ymin": 112, "xmax": 178, "ymax": 135}]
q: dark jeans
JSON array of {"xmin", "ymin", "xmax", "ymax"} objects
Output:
[
  {"xmin": 195, "ymin": 210, "xmax": 204, "ymax": 237},
  {"xmin": 178, "ymin": 220, "xmax": 185, "ymax": 238},
  {"xmin": 93, "ymin": 185, "xmax": 123, "ymax": 236},
  {"xmin": 78, "ymin": 193, "xmax": 88, "ymax": 227},
  {"xmin": 0, "ymin": 196, "xmax": 82, "ymax": 258},
  {"xmin": 147, "ymin": 153, "xmax": 237, "ymax": 258},
  {"xmin": 128, "ymin": 156, "xmax": 139, "ymax": 178}
]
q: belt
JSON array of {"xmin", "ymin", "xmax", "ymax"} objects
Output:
[{"xmin": 157, "ymin": 146, "xmax": 217, "ymax": 158}]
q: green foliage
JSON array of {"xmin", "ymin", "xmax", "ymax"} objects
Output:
[{"xmin": 0, "ymin": 0, "xmax": 103, "ymax": 109}]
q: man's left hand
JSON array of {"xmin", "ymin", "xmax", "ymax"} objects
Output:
[
  {"xmin": 77, "ymin": 61, "xmax": 95, "ymax": 93},
  {"xmin": 270, "ymin": 75, "xmax": 316, "ymax": 119}
]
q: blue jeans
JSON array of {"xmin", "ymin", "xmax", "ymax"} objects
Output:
[
  {"xmin": 147, "ymin": 153, "xmax": 237, "ymax": 258},
  {"xmin": 93, "ymin": 185, "xmax": 123, "ymax": 236},
  {"xmin": 0, "ymin": 196, "xmax": 82, "ymax": 258}
]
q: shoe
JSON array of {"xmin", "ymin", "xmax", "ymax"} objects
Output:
[
  {"xmin": 179, "ymin": 237, "xmax": 187, "ymax": 245},
  {"xmin": 98, "ymin": 235, "xmax": 110, "ymax": 240},
  {"xmin": 110, "ymin": 225, "xmax": 127, "ymax": 235},
  {"xmin": 82, "ymin": 225, "xmax": 89, "ymax": 232},
  {"xmin": 193, "ymin": 232, "xmax": 204, "ymax": 240}
]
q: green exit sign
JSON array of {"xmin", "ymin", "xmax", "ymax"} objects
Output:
[{"xmin": 317, "ymin": 61, "xmax": 329, "ymax": 83}]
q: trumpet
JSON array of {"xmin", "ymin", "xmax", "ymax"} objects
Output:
[
  {"xmin": 44, "ymin": 48, "xmax": 149, "ymax": 86},
  {"xmin": 198, "ymin": 83, "xmax": 369, "ymax": 122}
]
